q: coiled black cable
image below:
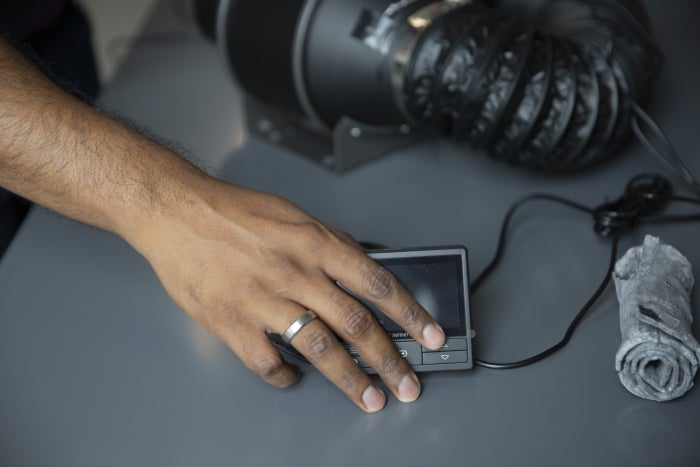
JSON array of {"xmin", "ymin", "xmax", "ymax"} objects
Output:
[
  {"xmin": 472, "ymin": 174, "xmax": 700, "ymax": 369},
  {"xmin": 397, "ymin": 0, "xmax": 663, "ymax": 171},
  {"xmin": 269, "ymin": 173, "xmax": 700, "ymax": 371}
]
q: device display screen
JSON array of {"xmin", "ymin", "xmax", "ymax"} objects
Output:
[{"xmin": 359, "ymin": 254, "xmax": 467, "ymax": 339}]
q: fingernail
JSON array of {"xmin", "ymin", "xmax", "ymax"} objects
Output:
[
  {"xmin": 397, "ymin": 373, "xmax": 421, "ymax": 403},
  {"xmin": 422, "ymin": 323, "xmax": 445, "ymax": 350},
  {"xmin": 362, "ymin": 385, "xmax": 386, "ymax": 413}
]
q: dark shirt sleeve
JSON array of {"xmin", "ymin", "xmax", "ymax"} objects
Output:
[{"xmin": 0, "ymin": 0, "xmax": 67, "ymax": 39}]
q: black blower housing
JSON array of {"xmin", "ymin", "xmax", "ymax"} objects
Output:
[{"xmin": 215, "ymin": 0, "xmax": 663, "ymax": 171}]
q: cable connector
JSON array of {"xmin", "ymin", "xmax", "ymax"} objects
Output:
[{"xmin": 593, "ymin": 174, "xmax": 672, "ymax": 237}]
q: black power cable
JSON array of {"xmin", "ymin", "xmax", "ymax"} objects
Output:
[
  {"xmin": 631, "ymin": 102, "xmax": 700, "ymax": 197},
  {"xmin": 269, "ymin": 174, "xmax": 700, "ymax": 371},
  {"xmin": 472, "ymin": 174, "xmax": 700, "ymax": 369}
]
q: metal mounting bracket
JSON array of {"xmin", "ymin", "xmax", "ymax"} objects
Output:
[{"xmin": 243, "ymin": 94, "xmax": 424, "ymax": 173}]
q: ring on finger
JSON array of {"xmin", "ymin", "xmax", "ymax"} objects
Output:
[{"xmin": 281, "ymin": 311, "xmax": 318, "ymax": 345}]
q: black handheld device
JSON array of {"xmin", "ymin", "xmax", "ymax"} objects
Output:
[
  {"xmin": 348, "ymin": 246, "xmax": 474, "ymax": 373},
  {"xmin": 271, "ymin": 246, "xmax": 474, "ymax": 373}
]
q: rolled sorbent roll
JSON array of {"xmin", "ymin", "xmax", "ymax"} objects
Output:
[{"xmin": 613, "ymin": 235, "xmax": 700, "ymax": 401}]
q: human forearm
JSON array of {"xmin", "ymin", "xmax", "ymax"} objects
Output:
[
  {"xmin": 0, "ymin": 36, "xmax": 447, "ymax": 413},
  {"xmin": 0, "ymin": 37, "xmax": 206, "ymax": 240}
]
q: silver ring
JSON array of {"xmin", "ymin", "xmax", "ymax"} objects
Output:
[{"xmin": 281, "ymin": 311, "xmax": 318, "ymax": 345}]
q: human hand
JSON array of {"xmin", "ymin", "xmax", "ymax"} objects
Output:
[
  {"xmin": 0, "ymin": 34, "xmax": 446, "ymax": 412},
  {"xmin": 132, "ymin": 177, "xmax": 446, "ymax": 412}
]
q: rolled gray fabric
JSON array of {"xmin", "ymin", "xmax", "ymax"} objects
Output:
[{"xmin": 613, "ymin": 235, "xmax": 700, "ymax": 401}]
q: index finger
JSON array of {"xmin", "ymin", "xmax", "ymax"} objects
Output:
[{"xmin": 323, "ymin": 245, "xmax": 446, "ymax": 351}]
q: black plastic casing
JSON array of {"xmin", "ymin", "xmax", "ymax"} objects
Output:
[
  {"xmin": 218, "ymin": 0, "xmax": 410, "ymax": 127},
  {"xmin": 347, "ymin": 246, "xmax": 474, "ymax": 373},
  {"xmin": 268, "ymin": 246, "xmax": 474, "ymax": 373}
]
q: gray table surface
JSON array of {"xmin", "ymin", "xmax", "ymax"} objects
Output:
[{"xmin": 2, "ymin": 1, "xmax": 700, "ymax": 466}]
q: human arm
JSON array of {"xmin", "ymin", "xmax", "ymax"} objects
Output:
[{"xmin": 0, "ymin": 37, "xmax": 446, "ymax": 412}]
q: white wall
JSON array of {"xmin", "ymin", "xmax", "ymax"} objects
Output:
[{"xmin": 74, "ymin": 0, "xmax": 160, "ymax": 83}]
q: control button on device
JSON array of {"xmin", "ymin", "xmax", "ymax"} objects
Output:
[
  {"xmin": 352, "ymin": 356, "xmax": 370, "ymax": 368},
  {"xmin": 422, "ymin": 338, "xmax": 467, "ymax": 353},
  {"xmin": 422, "ymin": 351, "xmax": 468, "ymax": 365},
  {"xmin": 394, "ymin": 341, "xmax": 422, "ymax": 365},
  {"xmin": 344, "ymin": 344, "xmax": 370, "ymax": 367}
]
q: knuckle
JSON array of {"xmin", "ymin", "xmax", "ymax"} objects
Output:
[
  {"xmin": 341, "ymin": 305, "xmax": 374, "ymax": 340},
  {"xmin": 272, "ymin": 253, "xmax": 302, "ymax": 279},
  {"xmin": 334, "ymin": 228, "xmax": 359, "ymax": 247},
  {"xmin": 253, "ymin": 355, "xmax": 290, "ymax": 385},
  {"xmin": 299, "ymin": 326, "xmax": 334, "ymax": 359},
  {"xmin": 339, "ymin": 367, "xmax": 366, "ymax": 394},
  {"xmin": 399, "ymin": 302, "xmax": 422, "ymax": 328},
  {"xmin": 300, "ymin": 223, "xmax": 332, "ymax": 249},
  {"xmin": 243, "ymin": 278, "xmax": 266, "ymax": 297},
  {"xmin": 378, "ymin": 352, "xmax": 403, "ymax": 377},
  {"xmin": 363, "ymin": 265, "xmax": 394, "ymax": 300},
  {"xmin": 209, "ymin": 303, "xmax": 243, "ymax": 331}
]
